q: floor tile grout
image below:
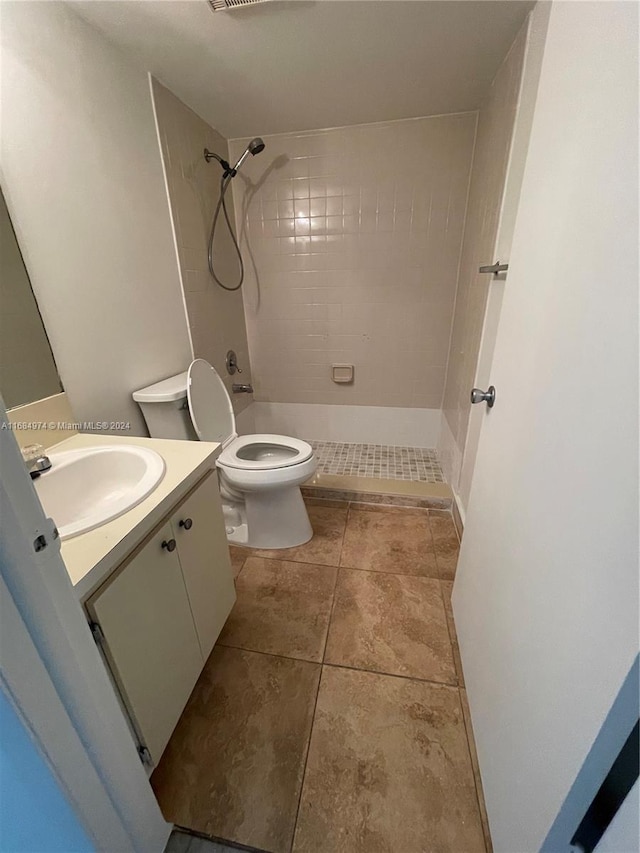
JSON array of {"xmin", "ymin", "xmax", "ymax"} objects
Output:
[
  {"xmin": 290, "ymin": 505, "xmax": 347, "ymax": 851},
  {"xmin": 243, "ymin": 551, "xmax": 442, "ymax": 582},
  {"xmin": 213, "ymin": 642, "xmax": 459, "ymax": 691},
  {"xmin": 215, "ymin": 640, "xmax": 322, "ymax": 666},
  {"xmin": 322, "ymin": 541, "xmax": 345, "ymax": 663},
  {"xmin": 289, "ymin": 654, "xmax": 327, "ymax": 852},
  {"xmin": 321, "ymin": 660, "xmax": 458, "ymax": 689},
  {"xmin": 309, "ymin": 440, "xmax": 445, "ymax": 483},
  {"xmin": 337, "ymin": 561, "xmax": 440, "ymax": 579},
  {"xmin": 458, "ymin": 690, "xmax": 492, "ymax": 853},
  {"xmin": 438, "ymin": 579, "xmax": 459, "ymax": 686},
  {"xmin": 173, "ymin": 825, "xmax": 267, "ymax": 853},
  {"xmin": 239, "ymin": 550, "xmax": 441, "ymax": 581}
]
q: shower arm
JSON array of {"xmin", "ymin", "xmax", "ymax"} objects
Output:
[{"xmin": 204, "ymin": 148, "xmax": 233, "ymax": 177}]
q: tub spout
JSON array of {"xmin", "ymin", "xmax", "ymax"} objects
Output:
[{"xmin": 232, "ymin": 383, "xmax": 254, "ymax": 393}]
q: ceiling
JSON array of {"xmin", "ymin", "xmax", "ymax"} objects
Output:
[{"xmin": 71, "ymin": 0, "xmax": 533, "ymax": 139}]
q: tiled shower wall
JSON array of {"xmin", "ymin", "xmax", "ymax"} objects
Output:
[
  {"xmin": 152, "ymin": 80, "xmax": 253, "ymax": 414},
  {"xmin": 229, "ymin": 114, "xmax": 476, "ymax": 408}
]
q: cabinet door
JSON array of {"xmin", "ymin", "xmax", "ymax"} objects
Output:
[
  {"xmin": 88, "ymin": 522, "xmax": 203, "ymax": 764},
  {"xmin": 171, "ymin": 473, "xmax": 236, "ymax": 660}
]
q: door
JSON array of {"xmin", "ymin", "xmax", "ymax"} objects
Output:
[
  {"xmin": 171, "ymin": 473, "xmax": 236, "ymax": 659},
  {"xmin": 452, "ymin": 3, "xmax": 638, "ymax": 852},
  {"xmin": 458, "ymin": 2, "xmax": 551, "ymax": 511},
  {"xmin": 88, "ymin": 522, "xmax": 203, "ymax": 764}
]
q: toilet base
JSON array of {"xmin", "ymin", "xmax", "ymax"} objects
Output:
[
  {"xmin": 225, "ymin": 521, "xmax": 249, "ymax": 546},
  {"xmin": 221, "ymin": 484, "xmax": 313, "ymax": 550}
]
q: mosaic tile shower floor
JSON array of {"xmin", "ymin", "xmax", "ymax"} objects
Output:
[{"xmin": 309, "ymin": 441, "xmax": 445, "ymax": 483}]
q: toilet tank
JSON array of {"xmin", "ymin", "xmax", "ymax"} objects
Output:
[{"xmin": 132, "ymin": 372, "xmax": 197, "ymax": 441}]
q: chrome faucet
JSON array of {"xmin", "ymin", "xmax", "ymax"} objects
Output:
[
  {"xmin": 21, "ymin": 444, "xmax": 52, "ymax": 479},
  {"xmin": 232, "ymin": 383, "xmax": 254, "ymax": 394},
  {"xmin": 26, "ymin": 454, "xmax": 52, "ymax": 479}
]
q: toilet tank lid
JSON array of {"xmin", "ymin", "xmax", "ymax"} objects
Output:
[{"xmin": 132, "ymin": 371, "xmax": 188, "ymax": 403}]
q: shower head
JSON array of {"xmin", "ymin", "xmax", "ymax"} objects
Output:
[
  {"xmin": 247, "ymin": 137, "xmax": 265, "ymax": 155},
  {"xmin": 231, "ymin": 137, "xmax": 266, "ymax": 175},
  {"xmin": 204, "ymin": 138, "xmax": 265, "ymax": 178}
]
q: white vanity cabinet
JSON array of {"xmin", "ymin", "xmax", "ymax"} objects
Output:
[
  {"xmin": 169, "ymin": 473, "xmax": 236, "ymax": 659},
  {"xmin": 86, "ymin": 471, "xmax": 235, "ymax": 765}
]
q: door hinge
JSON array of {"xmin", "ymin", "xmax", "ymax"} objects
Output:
[
  {"xmin": 89, "ymin": 621, "xmax": 105, "ymax": 644},
  {"xmin": 138, "ymin": 746, "xmax": 153, "ymax": 767}
]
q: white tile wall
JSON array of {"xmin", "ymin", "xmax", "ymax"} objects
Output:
[
  {"xmin": 229, "ymin": 114, "xmax": 476, "ymax": 409},
  {"xmin": 235, "ymin": 401, "xmax": 442, "ymax": 447},
  {"xmin": 152, "ymin": 80, "xmax": 253, "ymax": 414}
]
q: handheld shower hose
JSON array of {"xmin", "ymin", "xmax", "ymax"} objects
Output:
[{"xmin": 204, "ymin": 138, "xmax": 265, "ymax": 291}]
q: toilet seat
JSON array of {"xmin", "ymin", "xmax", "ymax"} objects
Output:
[
  {"xmin": 187, "ymin": 359, "xmax": 237, "ymax": 446},
  {"xmin": 218, "ymin": 434, "xmax": 312, "ymax": 471},
  {"xmin": 186, "ymin": 359, "xmax": 313, "ymax": 472}
]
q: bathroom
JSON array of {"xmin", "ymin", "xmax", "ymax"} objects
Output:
[{"xmin": 0, "ymin": 2, "xmax": 638, "ymax": 852}]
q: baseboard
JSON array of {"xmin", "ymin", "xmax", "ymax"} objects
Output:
[{"xmin": 451, "ymin": 490, "xmax": 465, "ymax": 539}]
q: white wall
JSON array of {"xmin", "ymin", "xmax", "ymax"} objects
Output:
[
  {"xmin": 151, "ymin": 79, "xmax": 254, "ymax": 416},
  {"xmin": 0, "ymin": 1, "xmax": 192, "ymax": 434}
]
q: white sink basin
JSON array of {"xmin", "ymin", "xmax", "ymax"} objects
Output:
[{"xmin": 34, "ymin": 445, "xmax": 165, "ymax": 540}]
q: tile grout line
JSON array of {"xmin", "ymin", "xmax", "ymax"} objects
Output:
[
  {"xmin": 234, "ymin": 555, "xmax": 248, "ymax": 582},
  {"xmin": 214, "ymin": 642, "xmax": 459, "ymax": 691},
  {"xmin": 309, "ymin": 440, "xmax": 445, "ymax": 484},
  {"xmin": 288, "ymin": 659, "xmax": 327, "ymax": 853},
  {"xmin": 288, "ymin": 504, "xmax": 349, "ymax": 852},
  {"xmin": 427, "ymin": 523, "xmax": 487, "ymax": 848},
  {"xmin": 215, "ymin": 640, "xmax": 320, "ymax": 667},
  {"xmin": 304, "ymin": 492, "xmax": 453, "ymax": 512},
  {"xmin": 321, "ymin": 551, "xmax": 345, "ymax": 664},
  {"xmin": 319, "ymin": 659, "xmax": 459, "ymax": 690},
  {"xmin": 426, "ymin": 510, "xmax": 444, "ymax": 582},
  {"xmin": 321, "ymin": 506, "xmax": 351, "ymax": 666},
  {"xmin": 458, "ymin": 689, "xmax": 492, "ymax": 853},
  {"xmin": 336, "ymin": 562, "xmax": 439, "ymax": 580},
  {"xmin": 173, "ymin": 824, "xmax": 268, "ymax": 853},
  {"xmin": 235, "ymin": 554, "xmax": 441, "ymax": 578}
]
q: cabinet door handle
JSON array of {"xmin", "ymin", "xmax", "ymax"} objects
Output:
[
  {"xmin": 161, "ymin": 538, "xmax": 177, "ymax": 552},
  {"xmin": 179, "ymin": 518, "xmax": 193, "ymax": 530}
]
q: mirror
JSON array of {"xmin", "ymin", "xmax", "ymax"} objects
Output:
[{"xmin": 0, "ymin": 188, "xmax": 62, "ymax": 408}]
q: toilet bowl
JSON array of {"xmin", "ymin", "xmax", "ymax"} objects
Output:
[{"xmin": 133, "ymin": 359, "xmax": 317, "ymax": 549}]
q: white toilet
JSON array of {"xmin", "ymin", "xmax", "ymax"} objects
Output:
[{"xmin": 133, "ymin": 359, "xmax": 317, "ymax": 549}]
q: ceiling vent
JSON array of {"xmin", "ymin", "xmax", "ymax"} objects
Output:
[{"xmin": 208, "ymin": 0, "xmax": 271, "ymax": 11}]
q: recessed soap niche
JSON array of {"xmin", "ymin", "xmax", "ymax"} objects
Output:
[{"xmin": 332, "ymin": 364, "xmax": 354, "ymax": 384}]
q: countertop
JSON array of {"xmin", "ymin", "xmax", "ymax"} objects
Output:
[{"xmin": 49, "ymin": 433, "xmax": 221, "ymax": 601}]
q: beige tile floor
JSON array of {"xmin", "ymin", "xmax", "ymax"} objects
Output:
[{"xmin": 152, "ymin": 499, "xmax": 491, "ymax": 853}]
